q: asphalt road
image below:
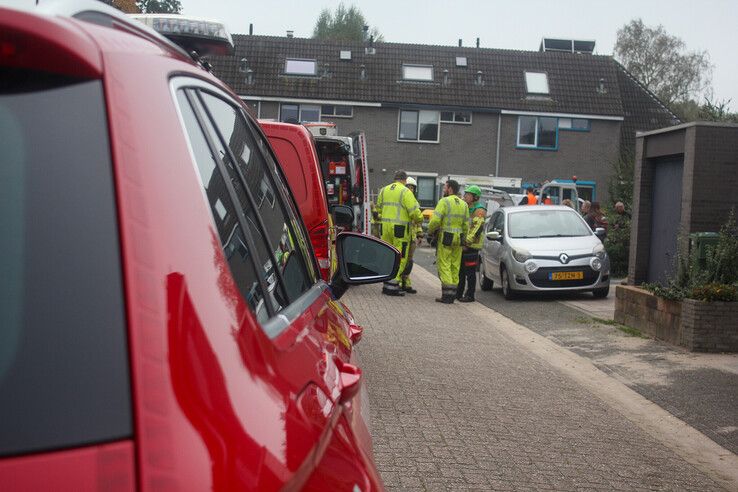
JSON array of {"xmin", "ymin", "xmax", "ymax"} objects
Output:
[{"xmin": 413, "ymin": 245, "xmax": 738, "ymax": 457}]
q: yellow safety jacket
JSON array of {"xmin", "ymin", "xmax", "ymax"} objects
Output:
[
  {"xmin": 376, "ymin": 181, "xmax": 422, "ymax": 239},
  {"xmin": 466, "ymin": 202, "xmax": 487, "ymax": 250},
  {"xmin": 427, "ymin": 195, "xmax": 469, "ymax": 247}
]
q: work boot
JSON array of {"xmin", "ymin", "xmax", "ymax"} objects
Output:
[
  {"xmin": 458, "ymin": 296, "xmax": 475, "ymax": 303},
  {"xmin": 382, "ymin": 288, "xmax": 405, "ymax": 297},
  {"xmin": 435, "ymin": 294, "xmax": 454, "ymax": 304},
  {"xmin": 402, "ymin": 286, "xmax": 418, "ymax": 294}
]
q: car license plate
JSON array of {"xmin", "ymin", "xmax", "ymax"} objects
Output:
[{"xmin": 549, "ymin": 271, "xmax": 584, "ymax": 281}]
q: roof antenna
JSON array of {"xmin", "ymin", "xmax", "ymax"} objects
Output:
[
  {"xmin": 458, "ymin": 39, "xmax": 462, "ymax": 47},
  {"xmin": 249, "ymin": 23, "xmax": 253, "ymax": 35}
]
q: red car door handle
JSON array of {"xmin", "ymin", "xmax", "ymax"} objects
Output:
[
  {"xmin": 349, "ymin": 323, "xmax": 363, "ymax": 345},
  {"xmin": 336, "ymin": 362, "xmax": 362, "ymax": 404}
]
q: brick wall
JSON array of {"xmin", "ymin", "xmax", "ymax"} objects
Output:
[
  {"xmin": 498, "ymin": 116, "xmax": 621, "ymax": 203},
  {"xmin": 615, "ymin": 285, "xmax": 738, "ymax": 352},
  {"xmin": 328, "ymin": 107, "xmax": 499, "ymax": 191},
  {"xmin": 681, "ymin": 299, "xmax": 738, "ymax": 352},
  {"xmin": 615, "ymin": 285, "xmax": 682, "ymax": 345}
]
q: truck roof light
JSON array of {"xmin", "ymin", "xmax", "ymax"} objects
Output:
[{"xmin": 129, "ymin": 14, "xmax": 234, "ymax": 56}]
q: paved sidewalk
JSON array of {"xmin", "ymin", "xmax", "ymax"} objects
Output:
[{"xmin": 345, "ymin": 267, "xmax": 734, "ymax": 491}]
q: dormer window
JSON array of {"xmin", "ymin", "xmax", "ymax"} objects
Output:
[
  {"xmin": 402, "ymin": 64, "xmax": 433, "ymax": 81},
  {"xmin": 525, "ymin": 71, "xmax": 549, "ymax": 94},
  {"xmin": 284, "ymin": 58, "xmax": 317, "ymax": 76},
  {"xmin": 455, "ymin": 57, "xmax": 467, "ymax": 67}
]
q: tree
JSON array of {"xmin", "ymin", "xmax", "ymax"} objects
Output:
[
  {"xmin": 136, "ymin": 0, "xmax": 182, "ymax": 14},
  {"xmin": 312, "ymin": 3, "xmax": 383, "ymax": 43},
  {"xmin": 698, "ymin": 97, "xmax": 738, "ymax": 123},
  {"xmin": 614, "ymin": 19, "xmax": 711, "ymax": 106}
]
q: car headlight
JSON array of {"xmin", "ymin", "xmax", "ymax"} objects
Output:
[
  {"xmin": 512, "ymin": 248, "xmax": 531, "ymax": 263},
  {"xmin": 590, "ymin": 257, "xmax": 603, "ymax": 271},
  {"xmin": 524, "ymin": 260, "xmax": 539, "ymax": 274},
  {"xmin": 593, "ymin": 244, "xmax": 607, "ymax": 260}
]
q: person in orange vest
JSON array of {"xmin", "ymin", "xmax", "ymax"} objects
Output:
[
  {"xmin": 519, "ymin": 186, "xmax": 538, "ymax": 205},
  {"xmin": 542, "ymin": 193, "xmax": 552, "ymax": 205}
]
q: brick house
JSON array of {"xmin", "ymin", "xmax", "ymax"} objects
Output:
[{"xmin": 210, "ymin": 35, "xmax": 678, "ymax": 203}]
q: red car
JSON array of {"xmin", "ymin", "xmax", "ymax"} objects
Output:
[
  {"xmin": 260, "ymin": 122, "xmax": 353, "ymax": 282},
  {"xmin": 0, "ymin": 4, "xmax": 397, "ymax": 491}
]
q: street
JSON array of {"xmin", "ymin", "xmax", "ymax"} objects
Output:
[{"xmin": 344, "ymin": 258, "xmax": 738, "ymax": 491}]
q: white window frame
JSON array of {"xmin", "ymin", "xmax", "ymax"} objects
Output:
[
  {"xmin": 284, "ymin": 58, "xmax": 317, "ymax": 76},
  {"xmin": 321, "ymin": 105, "xmax": 354, "ymax": 118},
  {"xmin": 397, "ymin": 109, "xmax": 440, "ymax": 143},
  {"xmin": 440, "ymin": 110, "xmax": 473, "ymax": 125},
  {"xmin": 402, "ymin": 64, "xmax": 434, "ymax": 81},
  {"xmin": 516, "ymin": 115, "xmax": 558, "ymax": 150},
  {"xmin": 525, "ymin": 71, "xmax": 549, "ymax": 94}
]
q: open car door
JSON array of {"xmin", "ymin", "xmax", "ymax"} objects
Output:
[{"xmin": 349, "ymin": 131, "xmax": 371, "ymax": 235}]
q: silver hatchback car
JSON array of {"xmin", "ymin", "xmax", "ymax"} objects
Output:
[{"xmin": 479, "ymin": 206, "xmax": 610, "ymax": 299}]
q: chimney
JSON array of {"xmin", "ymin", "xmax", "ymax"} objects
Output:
[
  {"xmin": 458, "ymin": 39, "xmax": 462, "ymax": 47},
  {"xmin": 597, "ymin": 78, "xmax": 607, "ymax": 93},
  {"xmin": 476, "ymin": 37, "xmax": 480, "ymax": 48},
  {"xmin": 443, "ymin": 69, "xmax": 450, "ymax": 86},
  {"xmin": 286, "ymin": 30, "xmax": 294, "ymax": 38},
  {"xmin": 239, "ymin": 58, "xmax": 248, "ymax": 72},
  {"xmin": 249, "ymin": 23, "xmax": 253, "ymax": 35},
  {"xmin": 246, "ymin": 69, "xmax": 254, "ymax": 85},
  {"xmin": 365, "ymin": 35, "xmax": 376, "ymax": 55},
  {"xmin": 360, "ymin": 64, "xmax": 367, "ymax": 80},
  {"xmin": 475, "ymin": 70, "xmax": 484, "ymax": 86}
]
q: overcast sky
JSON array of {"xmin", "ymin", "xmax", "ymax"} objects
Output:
[{"xmin": 4, "ymin": 0, "xmax": 737, "ymax": 108}]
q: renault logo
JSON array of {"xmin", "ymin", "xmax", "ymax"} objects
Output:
[{"xmin": 559, "ymin": 253, "xmax": 570, "ymax": 264}]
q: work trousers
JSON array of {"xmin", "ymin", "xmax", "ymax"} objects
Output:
[
  {"xmin": 436, "ymin": 243, "xmax": 462, "ymax": 295},
  {"xmin": 380, "ymin": 224, "xmax": 410, "ymax": 293},
  {"xmin": 457, "ymin": 250, "xmax": 480, "ymax": 299}
]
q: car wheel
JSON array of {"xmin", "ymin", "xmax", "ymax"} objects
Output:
[
  {"xmin": 480, "ymin": 262, "xmax": 493, "ymax": 291},
  {"xmin": 593, "ymin": 285, "xmax": 610, "ymax": 299},
  {"xmin": 501, "ymin": 266, "xmax": 516, "ymax": 300}
]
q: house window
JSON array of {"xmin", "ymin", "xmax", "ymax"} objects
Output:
[
  {"xmin": 321, "ymin": 105, "xmax": 353, "ymax": 118},
  {"xmin": 516, "ymin": 116, "xmax": 558, "ymax": 150},
  {"xmin": 402, "ymin": 64, "xmax": 433, "ymax": 81},
  {"xmin": 525, "ymin": 71, "xmax": 549, "ymax": 94},
  {"xmin": 440, "ymin": 111, "xmax": 472, "ymax": 124},
  {"xmin": 558, "ymin": 118, "xmax": 590, "ymax": 131},
  {"xmin": 398, "ymin": 110, "xmax": 439, "ymax": 143},
  {"xmin": 279, "ymin": 103, "xmax": 320, "ymax": 123},
  {"xmin": 456, "ymin": 57, "xmax": 467, "ymax": 67},
  {"xmin": 284, "ymin": 58, "xmax": 317, "ymax": 76}
]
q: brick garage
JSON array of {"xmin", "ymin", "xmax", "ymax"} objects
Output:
[
  {"xmin": 628, "ymin": 122, "xmax": 738, "ymax": 285},
  {"xmin": 615, "ymin": 285, "xmax": 738, "ymax": 352}
]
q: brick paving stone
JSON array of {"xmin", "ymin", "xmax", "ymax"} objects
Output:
[{"xmin": 344, "ymin": 268, "xmax": 728, "ymax": 491}]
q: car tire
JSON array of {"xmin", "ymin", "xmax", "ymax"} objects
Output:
[
  {"xmin": 592, "ymin": 285, "xmax": 610, "ymax": 299},
  {"xmin": 480, "ymin": 263, "xmax": 493, "ymax": 291},
  {"xmin": 501, "ymin": 266, "xmax": 516, "ymax": 300}
]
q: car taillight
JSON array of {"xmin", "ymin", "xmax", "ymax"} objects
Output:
[{"xmin": 310, "ymin": 221, "xmax": 331, "ymax": 280}]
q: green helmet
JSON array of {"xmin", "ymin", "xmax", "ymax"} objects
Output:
[{"xmin": 465, "ymin": 185, "xmax": 482, "ymax": 198}]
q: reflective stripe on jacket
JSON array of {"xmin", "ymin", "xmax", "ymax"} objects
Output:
[
  {"xmin": 375, "ymin": 181, "xmax": 422, "ymax": 229},
  {"xmin": 427, "ymin": 195, "xmax": 469, "ymax": 238},
  {"xmin": 466, "ymin": 202, "xmax": 487, "ymax": 250}
]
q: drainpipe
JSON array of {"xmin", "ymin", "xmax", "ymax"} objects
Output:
[{"xmin": 495, "ymin": 113, "xmax": 502, "ymax": 176}]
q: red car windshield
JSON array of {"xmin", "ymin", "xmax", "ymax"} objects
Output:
[{"xmin": 0, "ymin": 69, "xmax": 132, "ymax": 457}]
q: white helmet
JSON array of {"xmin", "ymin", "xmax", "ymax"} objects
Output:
[{"xmin": 406, "ymin": 177, "xmax": 417, "ymax": 187}]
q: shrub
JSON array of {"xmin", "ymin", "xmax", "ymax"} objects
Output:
[
  {"xmin": 643, "ymin": 210, "xmax": 738, "ymax": 302},
  {"xmin": 689, "ymin": 283, "xmax": 738, "ymax": 302},
  {"xmin": 604, "ymin": 210, "xmax": 630, "ymax": 278}
]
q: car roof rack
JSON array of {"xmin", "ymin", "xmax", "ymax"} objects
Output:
[{"xmin": 38, "ymin": 0, "xmax": 193, "ymax": 63}]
